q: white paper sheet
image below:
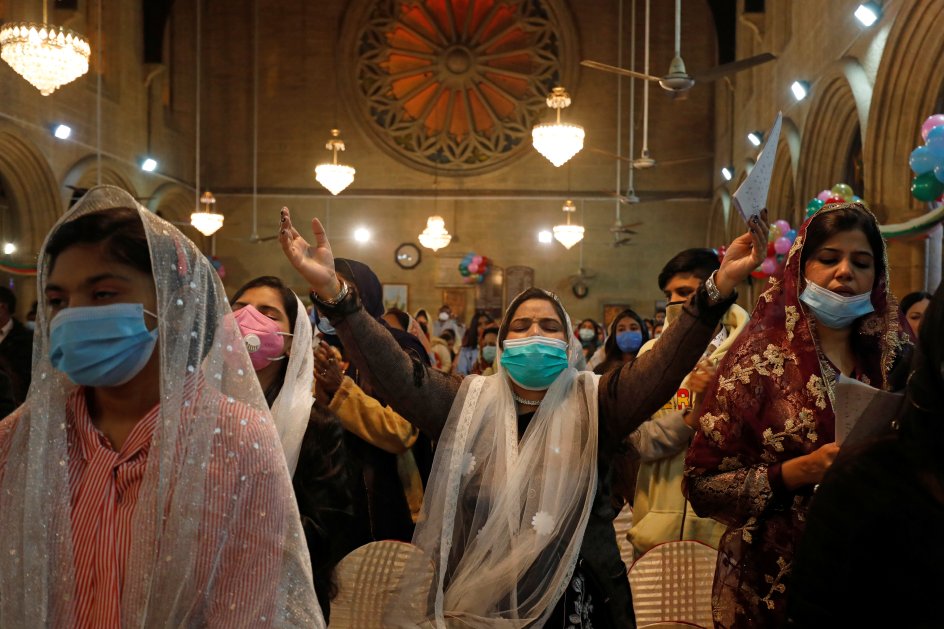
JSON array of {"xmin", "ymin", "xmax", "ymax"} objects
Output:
[
  {"xmin": 733, "ymin": 112, "xmax": 783, "ymax": 222},
  {"xmin": 833, "ymin": 374, "xmax": 903, "ymax": 447}
]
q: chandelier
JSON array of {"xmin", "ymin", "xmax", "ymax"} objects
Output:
[
  {"xmin": 315, "ymin": 129, "xmax": 356, "ymax": 195},
  {"xmin": 553, "ymin": 199, "xmax": 585, "ymax": 249},
  {"xmin": 191, "ymin": 191, "xmax": 224, "ymax": 237},
  {"xmin": 532, "ymin": 86, "xmax": 584, "ymax": 167},
  {"xmin": 0, "ymin": 0, "xmax": 90, "ymax": 97},
  {"xmin": 418, "ymin": 215, "xmax": 452, "ymax": 251}
]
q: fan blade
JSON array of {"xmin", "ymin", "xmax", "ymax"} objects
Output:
[
  {"xmin": 586, "ymin": 146, "xmax": 633, "ymax": 163},
  {"xmin": 657, "ymin": 154, "xmax": 714, "ymax": 167},
  {"xmin": 691, "ymin": 53, "xmax": 777, "ymax": 83},
  {"xmin": 581, "ymin": 60, "xmax": 661, "ymax": 82}
]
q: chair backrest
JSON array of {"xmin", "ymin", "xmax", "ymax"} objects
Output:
[
  {"xmin": 329, "ymin": 541, "xmax": 434, "ymax": 628},
  {"xmin": 628, "ymin": 540, "xmax": 718, "ymax": 628}
]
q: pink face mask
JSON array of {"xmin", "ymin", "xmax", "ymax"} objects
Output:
[{"xmin": 233, "ymin": 305, "xmax": 291, "ymax": 371}]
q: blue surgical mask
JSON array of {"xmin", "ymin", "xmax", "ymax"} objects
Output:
[
  {"xmin": 577, "ymin": 328, "xmax": 596, "ymax": 342},
  {"xmin": 313, "ymin": 309, "xmax": 336, "ymax": 336},
  {"xmin": 616, "ymin": 330, "xmax": 643, "ymax": 354},
  {"xmin": 799, "ymin": 280, "xmax": 874, "ymax": 329},
  {"xmin": 49, "ymin": 303, "xmax": 159, "ymax": 387},
  {"xmin": 500, "ymin": 336, "xmax": 569, "ymax": 390},
  {"xmin": 481, "ymin": 345, "xmax": 497, "ymax": 364},
  {"xmin": 24, "ymin": 321, "xmax": 36, "ymax": 331}
]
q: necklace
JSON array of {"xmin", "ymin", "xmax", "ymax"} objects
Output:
[{"xmin": 512, "ymin": 392, "xmax": 542, "ymax": 406}]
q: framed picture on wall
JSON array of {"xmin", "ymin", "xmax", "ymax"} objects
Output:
[
  {"xmin": 382, "ymin": 283, "xmax": 409, "ymax": 312},
  {"xmin": 505, "ymin": 265, "xmax": 535, "ymax": 301},
  {"xmin": 441, "ymin": 288, "xmax": 469, "ymax": 323},
  {"xmin": 603, "ymin": 304, "xmax": 632, "ymax": 330},
  {"xmin": 475, "ymin": 266, "xmax": 503, "ymax": 319}
]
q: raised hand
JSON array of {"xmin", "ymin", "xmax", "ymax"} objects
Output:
[
  {"xmin": 715, "ymin": 208, "xmax": 770, "ymax": 297},
  {"xmin": 277, "ymin": 207, "xmax": 341, "ymax": 299}
]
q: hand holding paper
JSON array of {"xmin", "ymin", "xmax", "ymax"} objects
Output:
[{"xmin": 733, "ymin": 112, "xmax": 783, "ymax": 223}]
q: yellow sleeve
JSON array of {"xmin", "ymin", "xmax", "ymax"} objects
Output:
[{"xmin": 328, "ymin": 376, "xmax": 419, "ymax": 454}]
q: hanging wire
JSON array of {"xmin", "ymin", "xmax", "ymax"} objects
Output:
[
  {"xmin": 614, "ymin": 0, "xmax": 623, "ymax": 225},
  {"xmin": 195, "ymin": 0, "xmax": 202, "ymax": 211},
  {"xmin": 251, "ymin": 0, "xmax": 259, "ymax": 240},
  {"xmin": 96, "ymin": 0, "xmax": 102, "ymax": 185}
]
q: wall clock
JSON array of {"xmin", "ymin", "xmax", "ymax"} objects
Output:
[{"xmin": 395, "ymin": 243, "xmax": 422, "ymax": 269}]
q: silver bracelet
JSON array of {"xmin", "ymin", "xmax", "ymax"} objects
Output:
[
  {"xmin": 312, "ymin": 278, "xmax": 349, "ymax": 307},
  {"xmin": 704, "ymin": 270, "xmax": 723, "ymax": 305}
]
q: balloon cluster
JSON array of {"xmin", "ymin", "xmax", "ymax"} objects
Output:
[
  {"xmin": 804, "ymin": 182, "xmax": 861, "ymax": 219},
  {"xmin": 715, "ymin": 218, "xmax": 797, "ymax": 281},
  {"xmin": 909, "ymin": 114, "xmax": 944, "ymax": 202},
  {"xmin": 458, "ymin": 252, "xmax": 491, "ymax": 284},
  {"xmin": 209, "ymin": 255, "xmax": 226, "ymax": 279}
]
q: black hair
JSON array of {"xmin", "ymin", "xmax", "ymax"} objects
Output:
[
  {"xmin": 602, "ymin": 308, "xmax": 650, "ymax": 361},
  {"xmin": 0, "ymin": 286, "xmax": 15, "ymax": 313},
  {"xmin": 801, "ymin": 204, "xmax": 886, "ymax": 285},
  {"xmin": 384, "ymin": 308, "xmax": 411, "ymax": 331},
  {"xmin": 901, "ymin": 291, "xmax": 933, "ymax": 315},
  {"xmin": 658, "ymin": 248, "xmax": 721, "ymax": 291},
  {"xmin": 497, "ymin": 288, "xmax": 568, "ymax": 345},
  {"xmin": 45, "ymin": 207, "xmax": 152, "ymax": 278},
  {"xmin": 232, "ymin": 276, "xmax": 300, "ymax": 407},
  {"xmin": 461, "ymin": 310, "xmax": 495, "ymax": 348}
]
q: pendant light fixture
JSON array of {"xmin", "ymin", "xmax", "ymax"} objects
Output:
[
  {"xmin": 315, "ymin": 129, "xmax": 356, "ymax": 195},
  {"xmin": 553, "ymin": 199, "xmax": 585, "ymax": 249},
  {"xmin": 189, "ymin": 0, "xmax": 223, "ymax": 237},
  {"xmin": 0, "ymin": 0, "xmax": 91, "ymax": 95},
  {"xmin": 532, "ymin": 86, "xmax": 585, "ymax": 167},
  {"xmin": 418, "ymin": 169, "xmax": 451, "ymax": 251}
]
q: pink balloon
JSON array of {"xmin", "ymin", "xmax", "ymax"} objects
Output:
[
  {"xmin": 774, "ymin": 236, "xmax": 792, "ymax": 255},
  {"xmin": 816, "ymin": 189, "xmax": 832, "ymax": 201},
  {"xmin": 761, "ymin": 256, "xmax": 778, "ymax": 275},
  {"xmin": 468, "ymin": 263, "xmax": 479, "ymax": 274},
  {"xmin": 921, "ymin": 114, "xmax": 944, "ymax": 142},
  {"xmin": 472, "ymin": 255, "xmax": 483, "ymax": 265},
  {"xmin": 774, "ymin": 219, "xmax": 791, "ymax": 234}
]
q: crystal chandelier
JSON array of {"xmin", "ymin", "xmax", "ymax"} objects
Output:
[
  {"xmin": 315, "ymin": 129, "xmax": 356, "ymax": 195},
  {"xmin": 553, "ymin": 199, "xmax": 585, "ymax": 249},
  {"xmin": 418, "ymin": 215, "xmax": 452, "ymax": 251},
  {"xmin": 0, "ymin": 0, "xmax": 90, "ymax": 96},
  {"xmin": 532, "ymin": 86, "xmax": 585, "ymax": 167},
  {"xmin": 191, "ymin": 191, "xmax": 224, "ymax": 237}
]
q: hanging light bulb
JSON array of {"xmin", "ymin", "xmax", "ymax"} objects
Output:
[
  {"xmin": 418, "ymin": 215, "xmax": 452, "ymax": 251},
  {"xmin": 191, "ymin": 190, "xmax": 224, "ymax": 236},
  {"xmin": 0, "ymin": 0, "xmax": 91, "ymax": 97},
  {"xmin": 532, "ymin": 87, "xmax": 585, "ymax": 167},
  {"xmin": 553, "ymin": 199, "xmax": 585, "ymax": 249},
  {"xmin": 315, "ymin": 129, "xmax": 356, "ymax": 195}
]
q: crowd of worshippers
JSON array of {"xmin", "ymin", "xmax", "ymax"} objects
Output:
[{"xmin": 0, "ymin": 185, "xmax": 941, "ymax": 628}]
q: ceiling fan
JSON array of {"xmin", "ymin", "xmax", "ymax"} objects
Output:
[{"xmin": 581, "ymin": 0, "xmax": 776, "ymax": 97}]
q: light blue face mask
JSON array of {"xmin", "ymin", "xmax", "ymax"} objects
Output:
[
  {"xmin": 616, "ymin": 330, "xmax": 643, "ymax": 354},
  {"xmin": 481, "ymin": 345, "xmax": 497, "ymax": 364},
  {"xmin": 312, "ymin": 309, "xmax": 336, "ymax": 336},
  {"xmin": 799, "ymin": 280, "xmax": 874, "ymax": 329},
  {"xmin": 500, "ymin": 336, "xmax": 569, "ymax": 390},
  {"xmin": 49, "ymin": 302, "xmax": 159, "ymax": 387}
]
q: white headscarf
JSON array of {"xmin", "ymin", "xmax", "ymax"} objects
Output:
[
  {"xmin": 393, "ymin": 289, "xmax": 600, "ymax": 627},
  {"xmin": 0, "ymin": 186, "xmax": 324, "ymax": 627},
  {"xmin": 270, "ymin": 294, "xmax": 314, "ymax": 474}
]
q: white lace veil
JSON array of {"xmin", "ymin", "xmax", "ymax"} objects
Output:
[
  {"xmin": 391, "ymin": 289, "xmax": 600, "ymax": 627},
  {"xmin": 0, "ymin": 186, "xmax": 324, "ymax": 628},
  {"xmin": 270, "ymin": 294, "xmax": 314, "ymax": 474}
]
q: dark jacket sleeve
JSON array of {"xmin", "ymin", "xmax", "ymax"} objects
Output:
[
  {"xmin": 317, "ymin": 287, "xmax": 461, "ymax": 440},
  {"xmin": 598, "ymin": 285, "xmax": 734, "ymax": 446}
]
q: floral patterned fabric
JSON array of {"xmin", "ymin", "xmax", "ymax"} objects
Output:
[{"xmin": 684, "ymin": 203, "xmax": 911, "ymax": 628}]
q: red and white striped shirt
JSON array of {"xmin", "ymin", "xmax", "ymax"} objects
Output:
[{"xmin": 0, "ymin": 385, "xmax": 304, "ymax": 628}]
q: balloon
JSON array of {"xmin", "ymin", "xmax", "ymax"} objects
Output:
[
  {"xmin": 774, "ymin": 219, "xmax": 791, "ymax": 234},
  {"xmin": 751, "ymin": 269, "xmax": 767, "ymax": 279},
  {"xmin": 774, "ymin": 236, "xmax": 792, "ymax": 255},
  {"xmin": 816, "ymin": 189, "xmax": 832, "ymax": 201},
  {"xmin": 911, "ymin": 171, "xmax": 944, "ymax": 202},
  {"xmin": 716, "ymin": 245, "xmax": 727, "ymax": 261},
  {"xmin": 767, "ymin": 241, "xmax": 776, "ymax": 257},
  {"xmin": 769, "ymin": 225, "xmax": 781, "ymax": 241},
  {"xmin": 786, "ymin": 229, "xmax": 798, "ymax": 241},
  {"xmin": 851, "ymin": 195, "xmax": 862, "ymax": 202},
  {"xmin": 831, "ymin": 183, "xmax": 854, "ymax": 199},
  {"xmin": 928, "ymin": 133, "xmax": 944, "ymax": 159},
  {"xmin": 806, "ymin": 206, "xmax": 820, "ymax": 219},
  {"xmin": 472, "ymin": 255, "xmax": 482, "ymax": 265},
  {"xmin": 910, "ymin": 145, "xmax": 937, "ymax": 174},
  {"xmin": 825, "ymin": 196, "xmax": 845, "ymax": 205},
  {"xmin": 921, "ymin": 114, "xmax": 944, "ymax": 142},
  {"xmin": 776, "ymin": 254, "xmax": 786, "ymax": 264},
  {"xmin": 761, "ymin": 256, "xmax": 778, "ymax": 275},
  {"xmin": 806, "ymin": 198, "xmax": 825, "ymax": 213},
  {"xmin": 935, "ymin": 164, "xmax": 944, "ymax": 185}
]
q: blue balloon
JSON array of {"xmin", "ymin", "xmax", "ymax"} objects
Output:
[
  {"xmin": 910, "ymin": 145, "xmax": 937, "ymax": 174},
  {"xmin": 928, "ymin": 125, "xmax": 944, "ymax": 143},
  {"xmin": 786, "ymin": 229, "xmax": 797, "ymax": 242},
  {"xmin": 935, "ymin": 164, "xmax": 944, "ymax": 184},
  {"xmin": 928, "ymin": 133, "xmax": 944, "ymax": 159}
]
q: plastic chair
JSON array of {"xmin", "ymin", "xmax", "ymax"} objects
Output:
[{"xmin": 629, "ymin": 540, "xmax": 718, "ymax": 628}]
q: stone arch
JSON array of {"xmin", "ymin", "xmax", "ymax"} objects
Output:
[
  {"xmin": 864, "ymin": 0, "xmax": 944, "ymax": 222},
  {"xmin": 62, "ymin": 155, "xmax": 139, "ymax": 204},
  {"xmin": 796, "ymin": 71, "xmax": 860, "ymax": 206},
  {"xmin": 706, "ymin": 189, "xmax": 731, "ymax": 246},
  {"xmin": 769, "ymin": 118, "xmax": 800, "ymax": 226},
  {"xmin": 0, "ymin": 129, "xmax": 62, "ymax": 254},
  {"xmin": 148, "ymin": 182, "xmax": 193, "ymax": 224}
]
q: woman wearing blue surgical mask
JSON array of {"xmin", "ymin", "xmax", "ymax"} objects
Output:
[
  {"xmin": 0, "ymin": 187, "xmax": 323, "ymax": 627},
  {"xmin": 576, "ymin": 318, "xmax": 603, "ymax": 362},
  {"xmin": 593, "ymin": 309, "xmax": 649, "ymax": 375},
  {"xmin": 470, "ymin": 324, "xmax": 500, "ymax": 376},
  {"xmin": 685, "ymin": 203, "xmax": 912, "ymax": 628},
  {"xmin": 278, "ymin": 206, "xmax": 767, "ymax": 627}
]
